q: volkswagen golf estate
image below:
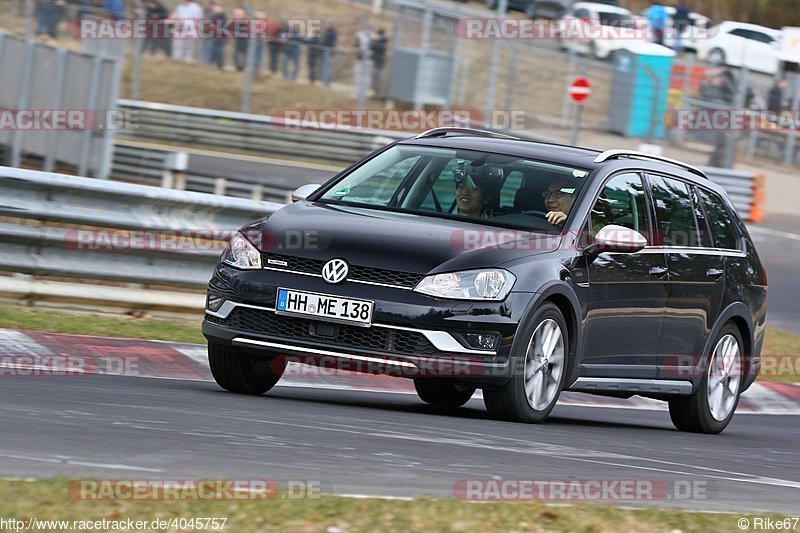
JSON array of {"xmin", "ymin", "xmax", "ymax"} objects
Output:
[{"xmin": 203, "ymin": 128, "xmax": 767, "ymax": 434}]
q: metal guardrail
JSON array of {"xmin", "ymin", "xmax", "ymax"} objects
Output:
[
  {"xmin": 700, "ymin": 167, "xmax": 765, "ymax": 223},
  {"xmin": 117, "ymin": 100, "xmax": 406, "ymax": 165},
  {"xmin": 111, "ymin": 142, "xmax": 295, "ymax": 203},
  {"xmin": 0, "ymin": 166, "xmax": 281, "ymax": 311}
]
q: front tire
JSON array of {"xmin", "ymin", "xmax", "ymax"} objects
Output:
[
  {"xmin": 668, "ymin": 324, "xmax": 743, "ymax": 434},
  {"xmin": 484, "ymin": 302, "xmax": 568, "ymax": 423},
  {"xmin": 208, "ymin": 342, "xmax": 284, "ymax": 395},
  {"xmin": 414, "ymin": 379, "xmax": 476, "ymax": 408}
]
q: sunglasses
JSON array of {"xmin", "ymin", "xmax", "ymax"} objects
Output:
[{"xmin": 454, "ymin": 173, "xmax": 478, "ymax": 191}]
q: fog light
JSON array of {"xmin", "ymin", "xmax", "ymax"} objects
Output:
[
  {"xmin": 206, "ymin": 294, "xmax": 224, "ymax": 312},
  {"xmin": 462, "ymin": 332, "xmax": 499, "ymax": 351}
]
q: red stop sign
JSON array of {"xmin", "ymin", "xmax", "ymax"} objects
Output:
[{"xmin": 568, "ymin": 77, "xmax": 592, "ymax": 104}]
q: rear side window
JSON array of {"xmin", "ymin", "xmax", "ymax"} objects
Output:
[
  {"xmin": 590, "ymin": 173, "xmax": 651, "ymax": 244},
  {"xmin": 698, "ymin": 188, "xmax": 739, "ymax": 250},
  {"xmin": 648, "ymin": 175, "xmax": 702, "ymax": 247}
]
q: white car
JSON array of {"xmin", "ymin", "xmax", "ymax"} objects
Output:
[
  {"xmin": 695, "ymin": 21, "xmax": 782, "ymax": 75},
  {"xmin": 557, "ymin": 2, "xmax": 648, "ymax": 59}
]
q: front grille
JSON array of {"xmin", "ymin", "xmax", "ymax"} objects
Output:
[
  {"xmin": 262, "ymin": 253, "xmax": 424, "ymax": 289},
  {"xmin": 207, "ymin": 306, "xmax": 446, "ymax": 357}
]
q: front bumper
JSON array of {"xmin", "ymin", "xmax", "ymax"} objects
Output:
[{"xmin": 202, "ymin": 265, "xmax": 534, "ymax": 385}]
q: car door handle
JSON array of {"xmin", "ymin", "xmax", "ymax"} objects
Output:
[
  {"xmin": 649, "ymin": 266, "xmax": 668, "ymax": 278},
  {"xmin": 706, "ymin": 268, "xmax": 724, "ymax": 281}
]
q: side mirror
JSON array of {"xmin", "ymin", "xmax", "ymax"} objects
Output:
[
  {"xmin": 585, "ymin": 224, "xmax": 647, "ymax": 254},
  {"xmin": 291, "ymin": 184, "xmax": 321, "ymax": 203}
]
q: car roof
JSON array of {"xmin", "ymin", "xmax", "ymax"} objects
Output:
[
  {"xmin": 395, "ymin": 134, "xmax": 717, "ymax": 187},
  {"xmin": 716, "ymin": 21, "xmax": 781, "ymax": 35},
  {"xmin": 397, "ymin": 135, "xmax": 603, "ymax": 170},
  {"xmin": 572, "ymin": 2, "xmax": 632, "ymax": 15}
]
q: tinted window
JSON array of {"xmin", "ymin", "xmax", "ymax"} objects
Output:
[
  {"xmin": 730, "ymin": 28, "xmax": 749, "ymax": 39},
  {"xmin": 698, "ymin": 188, "xmax": 739, "ymax": 249},
  {"xmin": 319, "ymin": 145, "xmax": 591, "ymax": 231},
  {"xmin": 690, "ymin": 186, "xmax": 715, "ymax": 248},
  {"xmin": 590, "ymin": 173, "xmax": 651, "ymax": 244},
  {"xmin": 748, "ymin": 31, "xmax": 774, "ymax": 44},
  {"xmin": 648, "ymin": 175, "xmax": 702, "ymax": 247}
]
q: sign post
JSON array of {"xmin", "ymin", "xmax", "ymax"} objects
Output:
[{"xmin": 568, "ymin": 76, "xmax": 591, "ymax": 145}]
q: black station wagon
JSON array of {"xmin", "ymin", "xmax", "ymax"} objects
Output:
[{"xmin": 203, "ymin": 128, "xmax": 767, "ymax": 434}]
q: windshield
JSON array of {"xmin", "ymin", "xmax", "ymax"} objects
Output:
[
  {"xmin": 599, "ymin": 12, "xmax": 635, "ymax": 27},
  {"xmin": 317, "ymin": 144, "xmax": 591, "ymax": 231}
]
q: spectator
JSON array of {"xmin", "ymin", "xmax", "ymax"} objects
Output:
[
  {"xmin": 143, "ymin": 0, "xmax": 170, "ymax": 57},
  {"xmin": 232, "ymin": 8, "xmax": 248, "ymax": 71},
  {"xmin": 320, "ymin": 20, "xmax": 337, "ymax": 87},
  {"xmin": 266, "ymin": 18, "xmax": 284, "ymax": 75},
  {"xmin": 281, "ymin": 23, "xmax": 302, "ymax": 81},
  {"xmin": 35, "ymin": 0, "xmax": 65, "ymax": 39},
  {"xmin": 370, "ymin": 28, "xmax": 388, "ymax": 96},
  {"xmin": 171, "ymin": 0, "xmax": 203, "ymax": 62},
  {"xmin": 103, "ymin": 0, "xmax": 124, "ymax": 19},
  {"xmin": 646, "ymin": 2, "xmax": 668, "ymax": 45},
  {"xmin": 200, "ymin": 0, "xmax": 217, "ymax": 64},
  {"xmin": 353, "ymin": 29, "xmax": 371, "ymax": 97},
  {"xmin": 672, "ymin": 2, "xmax": 691, "ymax": 53},
  {"xmin": 209, "ymin": 3, "xmax": 226, "ymax": 69},
  {"xmin": 768, "ymin": 79, "xmax": 789, "ymax": 115},
  {"xmin": 307, "ymin": 29, "xmax": 321, "ymax": 83}
]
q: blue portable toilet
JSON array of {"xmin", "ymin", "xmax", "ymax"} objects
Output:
[{"xmin": 606, "ymin": 42, "xmax": 675, "ymax": 139}]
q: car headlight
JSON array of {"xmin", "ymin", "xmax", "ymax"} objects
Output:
[
  {"xmin": 220, "ymin": 233, "xmax": 261, "ymax": 269},
  {"xmin": 414, "ymin": 269, "xmax": 515, "ymax": 301}
]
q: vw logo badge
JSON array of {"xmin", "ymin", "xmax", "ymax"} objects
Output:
[{"xmin": 322, "ymin": 258, "xmax": 349, "ymax": 284}]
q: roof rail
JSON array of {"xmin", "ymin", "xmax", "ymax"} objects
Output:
[
  {"xmin": 594, "ymin": 150, "xmax": 707, "ymax": 179},
  {"xmin": 414, "ymin": 127, "xmax": 519, "ymax": 141}
]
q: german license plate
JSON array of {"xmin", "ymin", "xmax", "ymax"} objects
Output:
[{"xmin": 276, "ymin": 288, "xmax": 374, "ymax": 327}]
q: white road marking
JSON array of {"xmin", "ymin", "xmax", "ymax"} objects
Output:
[
  {"xmin": 748, "ymin": 226, "xmax": 800, "ymax": 242},
  {"xmin": 0, "ymin": 452, "xmax": 163, "ymax": 472}
]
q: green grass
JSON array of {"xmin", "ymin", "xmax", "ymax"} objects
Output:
[
  {"xmin": 0, "ymin": 478, "xmax": 777, "ymax": 533},
  {"xmin": 1, "ymin": 303, "xmax": 799, "ymax": 381},
  {"xmin": 0, "ymin": 303, "xmax": 205, "ymax": 344},
  {"xmin": 760, "ymin": 327, "xmax": 800, "ymax": 382}
]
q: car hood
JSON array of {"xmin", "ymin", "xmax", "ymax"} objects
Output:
[{"xmin": 246, "ymin": 201, "xmax": 560, "ymax": 275}]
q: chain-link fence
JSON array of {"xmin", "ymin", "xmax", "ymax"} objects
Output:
[{"xmin": 3, "ymin": 0, "xmax": 800, "ymax": 169}]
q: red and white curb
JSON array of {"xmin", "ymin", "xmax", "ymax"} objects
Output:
[{"xmin": 1, "ymin": 328, "xmax": 799, "ymax": 415}]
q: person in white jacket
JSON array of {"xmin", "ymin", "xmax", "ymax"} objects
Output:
[{"xmin": 171, "ymin": 0, "xmax": 204, "ymax": 61}]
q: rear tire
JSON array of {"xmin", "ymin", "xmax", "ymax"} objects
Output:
[
  {"xmin": 668, "ymin": 324, "xmax": 743, "ymax": 434},
  {"xmin": 208, "ymin": 342, "xmax": 283, "ymax": 395},
  {"xmin": 484, "ymin": 302, "xmax": 568, "ymax": 423},
  {"xmin": 414, "ymin": 379, "xmax": 476, "ymax": 408}
]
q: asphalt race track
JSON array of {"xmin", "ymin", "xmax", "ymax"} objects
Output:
[{"xmin": 1, "ymin": 374, "xmax": 798, "ymax": 513}]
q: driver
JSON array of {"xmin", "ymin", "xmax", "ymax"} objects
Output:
[
  {"xmin": 454, "ymin": 161, "xmax": 502, "ymax": 218},
  {"xmin": 543, "ymin": 178, "xmax": 576, "ymax": 225}
]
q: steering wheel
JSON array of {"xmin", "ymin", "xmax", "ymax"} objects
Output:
[{"xmin": 520, "ymin": 210, "xmax": 548, "ymax": 217}]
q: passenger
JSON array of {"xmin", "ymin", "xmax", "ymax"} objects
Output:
[
  {"xmin": 454, "ymin": 162, "xmax": 501, "ymax": 218},
  {"xmin": 543, "ymin": 179, "xmax": 576, "ymax": 225}
]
